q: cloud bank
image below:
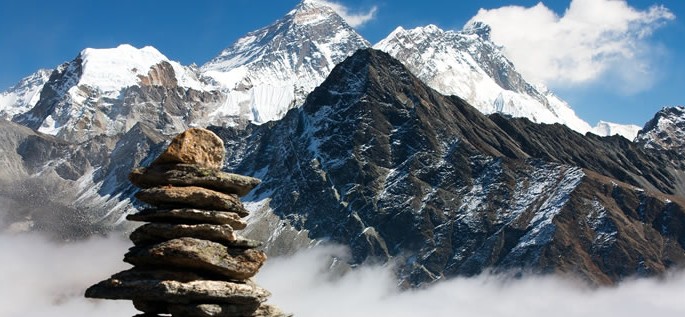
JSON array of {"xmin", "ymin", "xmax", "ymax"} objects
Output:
[
  {"xmin": 0, "ymin": 232, "xmax": 136, "ymax": 317},
  {"xmin": 315, "ymin": 0, "xmax": 378, "ymax": 27},
  {"xmin": 467, "ymin": 0, "xmax": 674, "ymax": 93},
  {"xmin": 2, "ymin": 233, "xmax": 685, "ymax": 317}
]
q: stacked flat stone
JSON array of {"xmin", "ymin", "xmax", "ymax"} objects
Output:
[{"xmin": 85, "ymin": 128, "xmax": 290, "ymax": 317}]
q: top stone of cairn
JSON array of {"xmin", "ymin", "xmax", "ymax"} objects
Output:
[{"xmin": 152, "ymin": 128, "xmax": 226, "ymax": 169}]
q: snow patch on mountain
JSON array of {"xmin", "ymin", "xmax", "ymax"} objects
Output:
[
  {"xmin": 78, "ymin": 44, "xmax": 210, "ymax": 95},
  {"xmin": 590, "ymin": 121, "xmax": 641, "ymax": 140},
  {"xmin": 375, "ymin": 24, "xmax": 592, "ymax": 134},
  {"xmin": 0, "ymin": 69, "xmax": 51, "ymax": 120}
]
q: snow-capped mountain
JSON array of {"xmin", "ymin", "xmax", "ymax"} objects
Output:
[
  {"xmin": 0, "ymin": 0, "xmax": 683, "ymax": 287},
  {"xmin": 215, "ymin": 49, "xmax": 685, "ymax": 286},
  {"xmin": 13, "ymin": 44, "xmax": 221, "ymax": 142},
  {"xmin": 200, "ymin": 0, "xmax": 369, "ymax": 124},
  {"xmin": 374, "ymin": 22, "xmax": 593, "ymax": 134},
  {"xmin": 636, "ymin": 106, "xmax": 685, "ymax": 153},
  {"xmin": 590, "ymin": 121, "xmax": 642, "ymax": 140},
  {"xmin": 0, "ymin": 69, "xmax": 51, "ymax": 120}
]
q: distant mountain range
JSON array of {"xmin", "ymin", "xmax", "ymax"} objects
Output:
[{"xmin": 0, "ymin": 0, "xmax": 683, "ymax": 286}]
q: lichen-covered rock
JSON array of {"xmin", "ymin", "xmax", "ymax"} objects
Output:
[
  {"xmin": 135, "ymin": 186, "xmax": 248, "ymax": 216},
  {"xmin": 152, "ymin": 128, "xmax": 226, "ymax": 169},
  {"xmin": 129, "ymin": 164, "xmax": 261, "ymax": 196},
  {"xmin": 130, "ymin": 223, "xmax": 237, "ymax": 246},
  {"xmin": 124, "ymin": 237, "xmax": 266, "ymax": 280},
  {"xmin": 126, "ymin": 208, "xmax": 248, "ymax": 229}
]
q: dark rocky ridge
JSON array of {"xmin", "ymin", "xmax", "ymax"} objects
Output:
[{"xmin": 213, "ymin": 48, "xmax": 685, "ymax": 286}]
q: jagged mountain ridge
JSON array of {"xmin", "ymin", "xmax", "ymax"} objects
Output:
[
  {"xmin": 213, "ymin": 49, "xmax": 685, "ymax": 286},
  {"xmin": 200, "ymin": 0, "xmax": 370, "ymax": 124},
  {"xmin": 1, "ymin": 1, "xmax": 637, "ymax": 138},
  {"xmin": 636, "ymin": 106, "xmax": 685, "ymax": 153},
  {"xmin": 374, "ymin": 23, "xmax": 595, "ymax": 134}
]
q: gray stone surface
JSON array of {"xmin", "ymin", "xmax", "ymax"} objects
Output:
[
  {"xmin": 124, "ymin": 237, "xmax": 266, "ymax": 280},
  {"xmin": 129, "ymin": 163, "xmax": 260, "ymax": 197},
  {"xmin": 130, "ymin": 223, "xmax": 237, "ymax": 246},
  {"xmin": 126, "ymin": 208, "xmax": 248, "ymax": 229},
  {"xmin": 85, "ymin": 277, "xmax": 269, "ymax": 305},
  {"xmin": 135, "ymin": 186, "xmax": 248, "ymax": 216}
]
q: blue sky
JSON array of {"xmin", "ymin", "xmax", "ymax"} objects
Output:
[{"xmin": 0, "ymin": 0, "xmax": 682, "ymax": 126}]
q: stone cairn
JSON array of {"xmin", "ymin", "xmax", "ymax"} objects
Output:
[{"xmin": 86, "ymin": 128, "xmax": 290, "ymax": 317}]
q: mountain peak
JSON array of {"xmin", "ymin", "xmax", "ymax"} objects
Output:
[
  {"xmin": 200, "ymin": 1, "xmax": 369, "ymax": 124},
  {"xmin": 290, "ymin": 0, "xmax": 340, "ymax": 26},
  {"xmin": 636, "ymin": 105, "xmax": 685, "ymax": 152},
  {"xmin": 463, "ymin": 21, "xmax": 492, "ymax": 40},
  {"xmin": 76, "ymin": 44, "xmax": 207, "ymax": 94}
]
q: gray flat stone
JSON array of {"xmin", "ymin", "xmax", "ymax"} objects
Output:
[
  {"xmin": 85, "ymin": 276, "xmax": 269, "ymax": 305},
  {"xmin": 124, "ymin": 237, "xmax": 266, "ymax": 280},
  {"xmin": 130, "ymin": 223, "xmax": 237, "ymax": 246},
  {"xmin": 135, "ymin": 186, "xmax": 248, "ymax": 216},
  {"xmin": 129, "ymin": 164, "xmax": 260, "ymax": 197},
  {"xmin": 126, "ymin": 208, "xmax": 247, "ymax": 229}
]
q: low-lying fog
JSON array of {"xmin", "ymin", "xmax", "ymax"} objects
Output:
[{"xmin": 1, "ymin": 232, "xmax": 684, "ymax": 317}]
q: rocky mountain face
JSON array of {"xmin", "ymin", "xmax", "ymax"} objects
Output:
[
  {"xmin": 374, "ymin": 22, "xmax": 594, "ymax": 135},
  {"xmin": 636, "ymin": 106, "xmax": 685, "ymax": 153},
  {"xmin": 200, "ymin": 0, "xmax": 370, "ymax": 124},
  {"xmin": 213, "ymin": 49, "xmax": 685, "ymax": 286}
]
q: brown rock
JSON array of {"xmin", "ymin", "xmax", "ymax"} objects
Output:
[
  {"xmin": 130, "ymin": 223, "xmax": 237, "ymax": 246},
  {"xmin": 135, "ymin": 186, "xmax": 248, "ymax": 216},
  {"xmin": 152, "ymin": 128, "xmax": 226, "ymax": 169},
  {"xmin": 129, "ymin": 164, "xmax": 261, "ymax": 196},
  {"xmin": 85, "ymin": 277, "xmax": 269, "ymax": 305},
  {"xmin": 126, "ymin": 208, "xmax": 247, "ymax": 229},
  {"xmin": 124, "ymin": 237, "xmax": 266, "ymax": 280}
]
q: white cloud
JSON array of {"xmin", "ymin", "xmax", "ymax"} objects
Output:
[
  {"xmin": 466, "ymin": 0, "xmax": 674, "ymax": 93},
  {"xmin": 4, "ymin": 233, "xmax": 685, "ymax": 317},
  {"xmin": 0, "ymin": 233, "xmax": 136, "ymax": 317},
  {"xmin": 259, "ymin": 245, "xmax": 685, "ymax": 317},
  {"xmin": 314, "ymin": 0, "xmax": 378, "ymax": 27}
]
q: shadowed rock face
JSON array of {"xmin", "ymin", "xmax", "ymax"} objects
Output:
[
  {"xmin": 213, "ymin": 48, "xmax": 685, "ymax": 286},
  {"xmin": 85, "ymin": 128, "xmax": 290, "ymax": 317}
]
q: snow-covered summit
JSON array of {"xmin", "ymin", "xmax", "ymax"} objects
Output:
[
  {"xmin": 0, "ymin": 69, "xmax": 51, "ymax": 120},
  {"xmin": 78, "ymin": 44, "xmax": 210, "ymax": 95},
  {"xmin": 590, "ymin": 121, "xmax": 641, "ymax": 140},
  {"xmin": 375, "ymin": 24, "xmax": 593, "ymax": 134},
  {"xmin": 200, "ymin": 0, "xmax": 369, "ymax": 124}
]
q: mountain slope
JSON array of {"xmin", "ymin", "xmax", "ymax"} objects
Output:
[
  {"xmin": 214, "ymin": 49, "xmax": 685, "ymax": 286},
  {"xmin": 201, "ymin": 0, "xmax": 369, "ymax": 124},
  {"xmin": 374, "ymin": 23, "xmax": 593, "ymax": 134}
]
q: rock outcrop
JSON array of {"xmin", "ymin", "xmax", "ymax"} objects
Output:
[{"xmin": 85, "ymin": 128, "xmax": 290, "ymax": 317}]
